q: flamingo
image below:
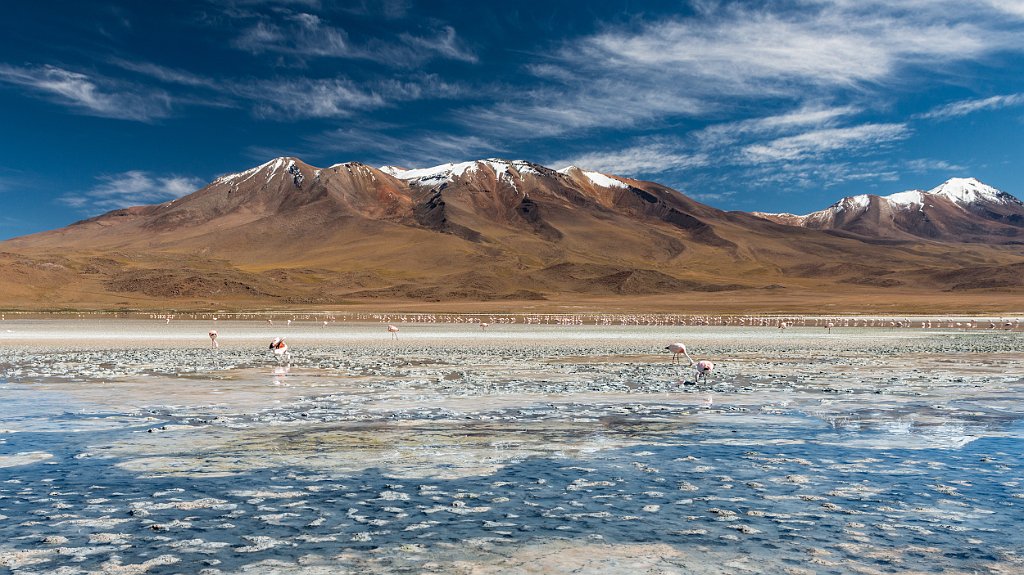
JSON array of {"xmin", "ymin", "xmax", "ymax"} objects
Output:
[
  {"xmin": 269, "ymin": 337, "xmax": 289, "ymax": 360},
  {"xmin": 209, "ymin": 330, "xmax": 219, "ymax": 348},
  {"xmin": 826, "ymin": 322, "xmax": 835, "ymax": 334},
  {"xmin": 694, "ymin": 360, "xmax": 714, "ymax": 384},
  {"xmin": 387, "ymin": 324, "xmax": 400, "ymax": 339},
  {"xmin": 480, "ymin": 322, "xmax": 490, "ymax": 330},
  {"xmin": 665, "ymin": 342, "xmax": 694, "ymax": 365}
]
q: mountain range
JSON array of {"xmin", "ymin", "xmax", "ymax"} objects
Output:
[
  {"xmin": 754, "ymin": 178, "xmax": 1024, "ymax": 244},
  {"xmin": 2, "ymin": 157, "xmax": 1023, "ymax": 311}
]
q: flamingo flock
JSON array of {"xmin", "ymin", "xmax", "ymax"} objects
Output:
[
  {"xmin": 160, "ymin": 312, "xmax": 1021, "ymax": 401},
  {"xmin": 143, "ymin": 310, "xmax": 1021, "ymax": 332}
]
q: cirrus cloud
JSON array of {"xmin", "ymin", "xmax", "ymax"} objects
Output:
[
  {"xmin": 60, "ymin": 171, "xmax": 203, "ymax": 213},
  {"xmin": 0, "ymin": 64, "xmax": 172, "ymax": 121}
]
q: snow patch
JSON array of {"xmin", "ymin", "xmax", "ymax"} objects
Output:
[
  {"xmin": 884, "ymin": 190, "xmax": 924, "ymax": 207},
  {"xmin": 928, "ymin": 177, "xmax": 1011, "ymax": 205},
  {"xmin": 557, "ymin": 165, "xmax": 627, "ymax": 188},
  {"xmin": 833, "ymin": 194, "xmax": 870, "ymax": 212},
  {"xmin": 380, "ymin": 159, "xmax": 544, "ymax": 188},
  {"xmin": 379, "ymin": 161, "xmax": 479, "ymax": 186},
  {"xmin": 214, "ymin": 157, "xmax": 296, "ymax": 186}
]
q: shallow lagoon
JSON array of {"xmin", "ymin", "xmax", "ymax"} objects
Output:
[{"xmin": 1, "ymin": 320, "xmax": 1022, "ymax": 574}]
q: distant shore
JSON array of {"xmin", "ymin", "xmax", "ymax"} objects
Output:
[
  {"xmin": 0, "ymin": 310, "xmax": 1020, "ymax": 328},
  {"xmin": 4, "ymin": 287, "xmax": 1024, "ymax": 317}
]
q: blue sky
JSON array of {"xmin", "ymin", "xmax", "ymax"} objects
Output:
[{"xmin": 2, "ymin": 0, "xmax": 1024, "ymax": 240}]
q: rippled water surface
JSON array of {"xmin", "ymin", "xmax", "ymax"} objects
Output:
[{"xmin": 1, "ymin": 320, "xmax": 1022, "ymax": 574}]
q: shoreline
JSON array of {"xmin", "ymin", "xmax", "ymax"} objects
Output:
[{"xmin": 1, "ymin": 310, "xmax": 1021, "ymax": 326}]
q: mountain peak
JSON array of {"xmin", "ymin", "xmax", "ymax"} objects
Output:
[
  {"xmin": 927, "ymin": 177, "xmax": 1014, "ymax": 205},
  {"xmin": 557, "ymin": 165, "xmax": 628, "ymax": 189},
  {"xmin": 214, "ymin": 156, "xmax": 306, "ymax": 186},
  {"xmin": 831, "ymin": 194, "xmax": 871, "ymax": 212},
  {"xmin": 379, "ymin": 158, "xmax": 553, "ymax": 187}
]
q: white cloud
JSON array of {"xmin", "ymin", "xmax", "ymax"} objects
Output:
[
  {"xmin": 302, "ymin": 127, "xmax": 500, "ymax": 166},
  {"xmin": 235, "ymin": 13, "xmax": 352, "ymax": 57},
  {"xmin": 986, "ymin": 0, "xmax": 1024, "ymax": 17},
  {"xmin": 902, "ymin": 158, "xmax": 967, "ymax": 173},
  {"xmin": 109, "ymin": 59, "xmax": 216, "ymax": 88},
  {"xmin": 688, "ymin": 190, "xmax": 737, "ymax": 203},
  {"xmin": 239, "ymin": 77, "xmax": 385, "ymax": 119},
  {"xmin": 458, "ymin": 80, "xmax": 706, "ymax": 138},
  {"xmin": 398, "ymin": 26, "xmax": 478, "ymax": 64},
  {"xmin": 0, "ymin": 64, "xmax": 171, "ymax": 121},
  {"xmin": 230, "ymin": 74, "xmax": 462, "ymax": 120},
  {"xmin": 741, "ymin": 123, "xmax": 911, "ymax": 163},
  {"xmin": 232, "ymin": 11, "xmax": 477, "ymax": 66},
  {"xmin": 575, "ymin": 5, "xmax": 1005, "ymax": 91},
  {"xmin": 917, "ymin": 93, "xmax": 1024, "ymax": 120},
  {"xmin": 694, "ymin": 105, "xmax": 861, "ymax": 148},
  {"xmin": 551, "ymin": 144, "xmax": 709, "ymax": 175},
  {"xmin": 458, "ymin": 0, "xmax": 1024, "ymax": 140},
  {"xmin": 60, "ymin": 171, "xmax": 203, "ymax": 212}
]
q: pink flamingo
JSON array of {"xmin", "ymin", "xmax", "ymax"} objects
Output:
[
  {"xmin": 387, "ymin": 324, "xmax": 400, "ymax": 339},
  {"xmin": 209, "ymin": 330, "xmax": 219, "ymax": 348},
  {"xmin": 665, "ymin": 342, "xmax": 694, "ymax": 365},
  {"xmin": 826, "ymin": 322, "xmax": 835, "ymax": 334},
  {"xmin": 694, "ymin": 360, "xmax": 714, "ymax": 383},
  {"xmin": 269, "ymin": 337, "xmax": 289, "ymax": 360},
  {"xmin": 480, "ymin": 322, "xmax": 490, "ymax": 330}
]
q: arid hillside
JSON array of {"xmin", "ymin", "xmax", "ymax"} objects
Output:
[{"xmin": 3, "ymin": 158, "xmax": 1023, "ymax": 313}]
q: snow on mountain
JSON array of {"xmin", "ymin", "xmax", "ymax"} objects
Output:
[
  {"xmin": 927, "ymin": 177, "xmax": 1016, "ymax": 206},
  {"xmin": 557, "ymin": 165, "xmax": 628, "ymax": 189},
  {"xmin": 885, "ymin": 190, "xmax": 925, "ymax": 207},
  {"xmin": 833, "ymin": 194, "xmax": 871, "ymax": 212},
  {"xmin": 761, "ymin": 178, "xmax": 1019, "ymax": 223},
  {"xmin": 214, "ymin": 157, "xmax": 298, "ymax": 186},
  {"xmin": 381, "ymin": 159, "xmax": 567, "ymax": 188},
  {"xmin": 379, "ymin": 161, "xmax": 478, "ymax": 186},
  {"xmin": 754, "ymin": 177, "xmax": 1024, "ymax": 243}
]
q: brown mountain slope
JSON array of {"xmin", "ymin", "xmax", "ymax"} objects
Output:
[{"xmin": 2, "ymin": 159, "xmax": 1023, "ymax": 311}]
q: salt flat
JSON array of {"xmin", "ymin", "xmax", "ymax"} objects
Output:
[{"xmin": 0, "ymin": 319, "xmax": 1022, "ymax": 574}]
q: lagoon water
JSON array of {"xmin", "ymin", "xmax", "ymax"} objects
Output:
[{"xmin": 1, "ymin": 319, "xmax": 1022, "ymax": 574}]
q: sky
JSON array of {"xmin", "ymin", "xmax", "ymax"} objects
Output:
[{"xmin": 2, "ymin": 0, "xmax": 1024, "ymax": 240}]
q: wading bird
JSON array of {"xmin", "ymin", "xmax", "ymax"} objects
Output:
[
  {"xmin": 695, "ymin": 360, "xmax": 715, "ymax": 384},
  {"xmin": 209, "ymin": 330, "xmax": 219, "ymax": 348},
  {"xmin": 665, "ymin": 342, "xmax": 694, "ymax": 364},
  {"xmin": 388, "ymin": 324, "xmax": 400, "ymax": 339},
  {"xmin": 269, "ymin": 337, "xmax": 289, "ymax": 360}
]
